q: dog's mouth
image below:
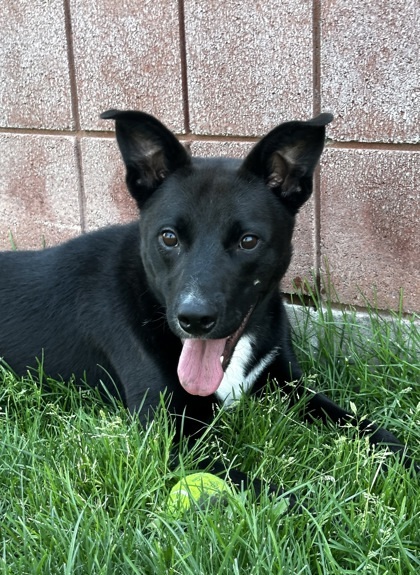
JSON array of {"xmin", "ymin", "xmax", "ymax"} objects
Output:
[{"xmin": 177, "ymin": 307, "xmax": 254, "ymax": 396}]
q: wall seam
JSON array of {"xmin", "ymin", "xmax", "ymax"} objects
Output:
[
  {"xmin": 0, "ymin": 127, "xmax": 418, "ymax": 151},
  {"xmin": 313, "ymin": 0, "xmax": 322, "ymax": 291},
  {"xmin": 178, "ymin": 0, "xmax": 191, "ymax": 134},
  {"xmin": 63, "ymin": 0, "xmax": 86, "ymax": 233}
]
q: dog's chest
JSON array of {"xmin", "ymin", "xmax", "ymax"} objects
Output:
[{"xmin": 215, "ymin": 335, "xmax": 278, "ymax": 406}]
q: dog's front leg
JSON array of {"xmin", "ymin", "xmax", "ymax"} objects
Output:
[
  {"xmin": 302, "ymin": 391, "xmax": 418, "ymax": 469},
  {"xmin": 280, "ymin": 375, "xmax": 419, "ymax": 473},
  {"xmin": 258, "ymin": 353, "xmax": 419, "ymax": 473}
]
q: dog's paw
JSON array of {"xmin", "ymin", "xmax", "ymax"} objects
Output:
[{"xmin": 368, "ymin": 427, "xmax": 419, "ymax": 475}]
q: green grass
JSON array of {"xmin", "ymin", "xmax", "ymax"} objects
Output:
[{"xmin": 0, "ymin": 301, "xmax": 419, "ymax": 574}]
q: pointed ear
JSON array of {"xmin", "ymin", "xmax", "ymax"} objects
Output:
[
  {"xmin": 100, "ymin": 109, "xmax": 191, "ymax": 207},
  {"xmin": 239, "ymin": 113, "xmax": 333, "ymax": 214}
]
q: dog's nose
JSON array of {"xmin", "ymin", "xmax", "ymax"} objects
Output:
[{"xmin": 177, "ymin": 300, "xmax": 217, "ymax": 336}]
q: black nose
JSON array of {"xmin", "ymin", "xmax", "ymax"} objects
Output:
[{"xmin": 177, "ymin": 300, "xmax": 217, "ymax": 336}]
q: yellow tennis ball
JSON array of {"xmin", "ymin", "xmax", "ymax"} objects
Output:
[{"xmin": 167, "ymin": 472, "xmax": 233, "ymax": 515}]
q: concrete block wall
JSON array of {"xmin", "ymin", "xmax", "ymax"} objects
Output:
[{"xmin": 1, "ymin": 1, "xmax": 419, "ymax": 313}]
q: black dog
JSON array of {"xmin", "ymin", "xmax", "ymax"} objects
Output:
[{"xmin": 0, "ymin": 110, "xmax": 416, "ymax": 496}]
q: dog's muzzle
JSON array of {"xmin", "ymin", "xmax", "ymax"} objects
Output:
[{"xmin": 177, "ymin": 306, "xmax": 255, "ymax": 396}]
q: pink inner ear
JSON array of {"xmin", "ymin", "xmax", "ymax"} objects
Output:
[
  {"xmin": 267, "ymin": 151, "xmax": 288, "ymax": 188},
  {"xmin": 266, "ymin": 174, "xmax": 284, "ymax": 188},
  {"xmin": 280, "ymin": 175, "xmax": 302, "ymax": 197}
]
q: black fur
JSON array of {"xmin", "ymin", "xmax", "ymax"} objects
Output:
[{"xmin": 0, "ymin": 110, "xmax": 417, "ymax": 504}]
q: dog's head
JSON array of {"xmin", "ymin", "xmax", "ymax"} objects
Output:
[{"xmin": 101, "ymin": 109, "xmax": 332, "ymax": 396}]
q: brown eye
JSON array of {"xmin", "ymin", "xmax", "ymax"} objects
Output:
[
  {"xmin": 161, "ymin": 230, "xmax": 178, "ymax": 248},
  {"xmin": 239, "ymin": 234, "xmax": 259, "ymax": 250}
]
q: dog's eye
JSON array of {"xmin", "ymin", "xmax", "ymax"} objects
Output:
[
  {"xmin": 160, "ymin": 230, "xmax": 179, "ymax": 248},
  {"xmin": 239, "ymin": 234, "xmax": 259, "ymax": 250}
]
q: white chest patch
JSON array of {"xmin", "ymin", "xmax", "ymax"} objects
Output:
[{"xmin": 215, "ymin": 334, "xmax": 279, "ymax": 407}]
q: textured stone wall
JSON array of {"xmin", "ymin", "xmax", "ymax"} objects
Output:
[{"xmin": 0, "ymin": 1, "xmax": 419, "ymax": 312}]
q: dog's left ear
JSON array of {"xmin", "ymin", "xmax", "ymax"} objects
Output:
[
  {"xmin": 239, "ymin": 113, "xmax": 333, "ymax": 214},
  {"xmin": 100, "ymin": 109, "xmax": 191, "ymax": 207}
]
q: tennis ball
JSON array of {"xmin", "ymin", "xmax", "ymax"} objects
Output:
[{"xmin": 167, "ymin": 472, "xmax": 233, "ymax": 515}]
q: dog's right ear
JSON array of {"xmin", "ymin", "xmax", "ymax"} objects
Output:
[{"xmin": 100, "ymin": 109, "xmax": 191, "ymax": 207}]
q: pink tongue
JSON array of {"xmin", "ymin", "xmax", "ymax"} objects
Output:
[{"xmin": 177, "ymin": 338, "xmax": 227, "ymax": 396}]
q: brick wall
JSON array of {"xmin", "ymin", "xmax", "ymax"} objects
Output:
[{"xmin": 0, "ymin": 1, "xmax": 419, "ymax": 313}]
